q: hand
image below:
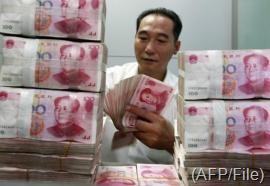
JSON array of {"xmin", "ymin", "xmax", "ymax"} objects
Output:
[{"xmin": 126, "ymin": 105, "xmax": 175, "ymax": 154}]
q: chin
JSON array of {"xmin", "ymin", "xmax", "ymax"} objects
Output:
[{"xmin": 141, "ymin": 62, "xmax": 157, "ymax": 68}]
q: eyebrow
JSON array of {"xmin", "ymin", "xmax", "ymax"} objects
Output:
[{"xmin": 137, "ymin": 30, "xmax": 169, "ymax": 39}]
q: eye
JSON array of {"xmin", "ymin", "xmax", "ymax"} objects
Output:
[
  {"xmin": 139, "ymin": 36, "xmax": 148, "ymax": 41},
  {"xmin": 157, "ymin": 39, "xmax": 166, "ymax": 43}
]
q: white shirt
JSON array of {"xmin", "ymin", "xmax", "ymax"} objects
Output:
[{"xmin": 101, "ymin": 62, "xmax": 178, "ymax": 164}]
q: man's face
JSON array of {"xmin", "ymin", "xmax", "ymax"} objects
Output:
[
  {"xmin": 244, "ymin": 57, "xmax": 264, "ymax": 83},
  {"xmin": 55, "ymin": 98, "xmax": 73, "ymax": 125},
  {"xmin": 134, "ymin": 14, "xmax": 180, "ymax": 76},
  {"xmin": 244, "ymin": 109, "xmax": 264, "ymax": 135}
]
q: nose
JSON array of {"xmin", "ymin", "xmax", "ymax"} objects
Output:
[{"xmin": 145, "ymin": 41, "xmax": 155, "ymax": 55}]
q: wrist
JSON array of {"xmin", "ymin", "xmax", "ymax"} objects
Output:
[{"xmin": 166, "ymin": 138, "xmax": 175, "ymax": 155}]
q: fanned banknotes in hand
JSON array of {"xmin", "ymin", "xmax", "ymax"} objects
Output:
[{"xmin": 104, "ymin": 75, "xmax": 175, "ymax": 132}]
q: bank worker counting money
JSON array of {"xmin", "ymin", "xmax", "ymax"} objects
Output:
[{"xmin": 101, "ymin": 7, "xmax": 182, "ymax": 163}]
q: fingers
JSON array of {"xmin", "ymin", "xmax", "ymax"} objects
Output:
[
  {"xmin": 126, "ymin": 105, "xmax": 159, "ymax": 122},
  {"xmin": 134, "ymin": 119, "xmax": 153, "ymax": 132}
]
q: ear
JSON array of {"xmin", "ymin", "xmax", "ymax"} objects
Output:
[{"xmin": 174, "ymin": 41, "xmax": 181, "ymax": 54}]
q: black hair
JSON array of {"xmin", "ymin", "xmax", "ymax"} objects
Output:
[{"xmin": 136, "ymin": 7, "xmax": 182, "ymax": 41}]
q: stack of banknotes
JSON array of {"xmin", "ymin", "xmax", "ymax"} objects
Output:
[
  {"xmin": 0, "ymin": 34, "xmax": 107, "ymax": 92},
  {"xmin": 0, "ymin": 0, "xmax": 106, "ymax": 41},
  {"xmin": 94, "ymin": 164, "xmax": 182, "ymax": 186},
  {"xmin": 0, "ymin": 87, "xmax": 104, "ymax": 183},
  {"xmin": 104, "ymin": 74, "xmax": 175, "ymax": 132},
  {"xmin": 0, "ymin": 1, "xmax": 107, "ymax": 184},
  {"xmin": 175, "ymin": 49, "xmax": 270, "ymax": 185},
  {"xmin": 174, "ymin": 140, "xmax": 270, "ymax": 186},
  {"xmin": 178, "ymin": 49, "xmax": 270, "ymax": 100}
]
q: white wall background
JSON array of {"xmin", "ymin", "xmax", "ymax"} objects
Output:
[
  {"xmin": 104, "ymin": 0, "xmax": 233, "ymax": 75},
  {"xmin": 235, "ymin": 0, "xmax": 270, "ymax": 49}
]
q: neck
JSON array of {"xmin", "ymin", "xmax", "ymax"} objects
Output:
[{"xmin": 138, "ymin": 68, "xmax": 167, "ymax": 81}]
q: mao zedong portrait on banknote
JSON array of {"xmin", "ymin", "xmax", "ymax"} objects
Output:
[
  {"xmin": 141, "ymin": 168, "xmax": 176, "ymax": 179},
  {"xmin": 52, "ymin": 0, "xmax": 91, "ymax": 35},
  {"xmin": 52, "ymin": 44, "xmax": 90, "ymax": 85},
  {"xmin": 238, "ymin": 105, "xmax": 270, "ymax": 148},
  {"xmin": 95, "ymin": 169, "xmax": 137, "ymax": 186},
  {"xmin": 139, "ymin": 87, "xmax": 168, "ymax": 112},
  {"xmin": 47, "ymin": 96, "xmax": 85, "ymax": 138},
  {"xmin": 238, "ymin": 53, "xmax": 270, "ymax": 95}
]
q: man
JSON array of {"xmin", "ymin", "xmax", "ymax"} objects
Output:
[
  {"xmin": 238, "ymin": 53, "xmax": 270, "ymax": 95},
  {"xmin": 101, "ymin": 8, "xmax": 182, "ymax": 163},
  {"xmin": 238, "ymin": 105, "xmax": 270, "ymax": 148}
]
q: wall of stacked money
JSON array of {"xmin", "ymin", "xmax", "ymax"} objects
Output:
[{"xmin": 0, "ymin": 0, "xmax": 107, "ymax": 185}]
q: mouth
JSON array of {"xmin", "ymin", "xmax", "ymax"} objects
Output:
[{"xmin": 142, "ymin": 58, "xmax": 158, "ymax": 63}]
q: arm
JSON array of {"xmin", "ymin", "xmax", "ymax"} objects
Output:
[{"xmin": 126, "ymin": 105, "xmax": 175, "ymax": 154}]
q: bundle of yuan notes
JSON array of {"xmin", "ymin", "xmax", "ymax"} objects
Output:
[
  {"xmin": 104, "ymin": 74, "xmax": 175, "ymax": 131},
  {"xmin": 94, "ymin": 164, "xmax": 181, "ymax": 186},
  {"xmin": 0, "ymin": 151, "xmax": 100, "ymax": 174},
  {"xmin": 0, "ymin": 0, "xmax": 106, "ymax": 41},
  {"xmin": 178, "ymin": 49, "xmax": 270, "ymax": 99},
  {"xmin": 95, "ymin": 165, "xmax": 139, "ymax": 186},
  {"xmin": 0, "ymin": 87, "xmax": 104, "ymax": 144},
  {"xmin": 174, "ymin": 140, "xmax": 270, "ymax": 186},
  {"xmin": 175, "ymin": 49, "xmax": 270, "ymax": 186},
  {"xmin": 0, "ymin": 34, "xmax": 107, "ymax": 92},
  {"xmin": 0, "ymin": 86, "xmax": 104, "ymax": 182},
  {"xmin": 137, "ymin": 164, "xmax": 182, "ymax": 186},
  {"xmin": 178, "ymin": 97, "xmax": 270, "ymax": 154},
  {"xmin": 0, "ymin": 167, "xmax": 96, "ymax": 183}
]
